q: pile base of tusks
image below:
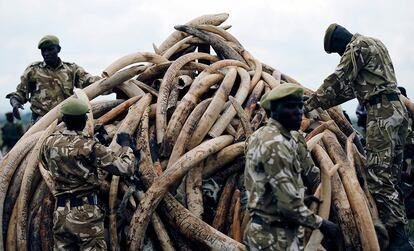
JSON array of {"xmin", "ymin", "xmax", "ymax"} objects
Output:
[{"xmin": 4, "ymin": 13, "xmax": 414, "ymax": 251}]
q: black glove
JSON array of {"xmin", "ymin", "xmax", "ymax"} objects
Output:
[
  {"xmin": 116, "ymin": 132, "xmax": 131, "ymax": 147},
  {"xmin": 319, "ymin": 219, "xmax": 340, "ymax": 240},
  {"xmin": 304, "ymin": 195, "xmax": 322, "ymax": 207},
  {"xmin": 10, "ymin": 98, "xmax": 23, "ymax": 120}
]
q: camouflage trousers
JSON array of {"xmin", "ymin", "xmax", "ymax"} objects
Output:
[
  {"xmin": 366, "ymin": 99, "xmax": 411, "ymax": 228},
  {"xmin": 53, "ymin": 201, "xmax": 107, "ymax": 251},
  {"xmin": 243, "ymin": 220, "xmax": 304, "ymax": 251}
]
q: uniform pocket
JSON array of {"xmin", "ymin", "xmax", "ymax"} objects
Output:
[{"xmin": 246, "ymin": 223, "xmax": 277, "ymax": 250}]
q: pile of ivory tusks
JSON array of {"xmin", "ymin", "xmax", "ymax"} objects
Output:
[{"xmin": 2, "ymin": 13, "xmax": 414, "ymax": 251}]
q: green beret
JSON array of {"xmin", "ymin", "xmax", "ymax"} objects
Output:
[
  {"xmin": 38, "ymin": 35, "xmax": 60, "ymax": 49},
  {"xmin": 324, "ymin": 23, "xmax": 338, "ymax": 53},
  {"xmin": 259, "ymin": 83, "xmax": 304, "ymax": 110},
  {"xmin": 60, "ymin": 98, "xmax": 89, "ymax": 116}
]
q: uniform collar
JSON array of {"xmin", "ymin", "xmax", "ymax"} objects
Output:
[
  {"xmin": 40, "ymin": 58, "xmax": 64, "ymax": 70},
  {"xmin": 267, "ymin": 118, "xmax": 292, "ymax": 139}
]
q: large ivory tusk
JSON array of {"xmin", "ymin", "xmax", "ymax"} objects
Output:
[
  {"xmin": 209, "ymin": 68, "xmax": 250, "ymax": 137},
  {"xmin": 212, "ymin": 174, "xmax": 237, "ymax": 232},
  {"xmin": 174, "ymin": 25, "xmax": 245, "ymax": 62},
  {"xmin": 102, "ymin": 52, "xmax": 167, "ymax": 77},
  {"xmin": 127, "ymin": 135, "xmax": 234, "ymax": 250},
  {"xmin": 195, "ymin": 24, "xmax": 243, "ymax": 47},
  {"xmin": 305, "ymin": 144, "xmax": 333, "ymax": 251},
  {"xmin": 168, "ymin": 98, "xmax": 212, "ymax": 168},
  {"xmin": 17, "ymin": 120, "xmax": 57, "ymax": 251},
  {"xmin": 157, "ymin": 13, "xmax": 229, "ymax": 54},
  {"xmin": 261, "ymin": 71, "xmax": 280, "ymax": 89},
  {"xmin": 117, "ymin": 80, "xmax": 146, "ymax": 97},
  {"xmin": 188, "ymin": 68, "xmax": 237, "ymax": 149},
  {"xmin": 156, "ymin": 52, "xmax": 218, "ymax": 144},
  {"xmin": 228, "ymin": 96, "xmax": 253, "ymax": 137},
  {"xmin": 162, "ymin": 74, "xmax": 223, "ymax": 156},
  {"xmin": 186, "ymin": 162, "xmax": 204, "ymax": 218},
  {"xmin": 162, "ymin": 36, "xmax": 204, "ymax": 60},
  {"xmin": 0, "ymin": 131, "xmax": 42, "ymax": 250},
  {"xmin": 202, "ymin": 142, "xmax": 245, "ymax": 178},
  {"xmin": 95, "ymin": 96, "xmax": 141, "ymax": 126},
  {"xmin": 322, "ymin": 130, "xmax": 379, "ymax": 251}
]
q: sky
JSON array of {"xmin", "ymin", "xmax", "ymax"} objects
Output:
[{"xmin": 1, "ymin": 0, "xmax": 413, "ymax": 119}]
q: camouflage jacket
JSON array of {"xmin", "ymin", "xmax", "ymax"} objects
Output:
[
  {"xmin": 1, "ymin": 122, "xmax": 24, "ymax": 146},
  {"xmin": 6, "ymin": 59, "xmax": 100, "ymax": 116},
  {"xmin": 41, "ymin": 129, "xmax": 135, "ymax": 197},
  {"xmin": 306, "ymin": 33, "xmax": 399, "ymax": 111},
  {"xmin": 245, "ymin": 118, "xmax": 322, "ymax": 229}
]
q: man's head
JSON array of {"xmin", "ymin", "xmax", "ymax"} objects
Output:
[
  {"xmin": 38, "ymin": 35, "xmax": 61, "ymax": 67},
  {"xmin": 60, "ymin": 98, "xmax": 89, "ymax": 131},
  {"xmin": 5, "ymin": 112, "xmax": 14, "ymax": 123},
  {"xmin": 260, "ymin": 83, "xmax": 305, "ymax": 131},
  {"xmin": 398, "ymin": 86, "xmax": 407, "ymax": 98},
  {"xmin": 324, "ymin": 23, "xmax": 353, "ymax": 56}
]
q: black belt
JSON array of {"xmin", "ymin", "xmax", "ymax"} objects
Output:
[
  {"xmin": 251, "ymin": 215, "xmax": 296, "ymax": 228},
  {"xmin": 56, "ymin": 192, "xmax": 99, "ymax": 207},
  {"xmin": 367, "ymin": 92, "xmax": 400, "ymax": 106}
]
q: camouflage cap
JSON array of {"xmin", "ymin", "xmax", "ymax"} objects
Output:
[
  {"xmin": 324, "ymin": 23, "xmax": 338, "ymax": 53},
  {"xmin": 259, "ymin": 83, "xmax": 304, "ymax": 110},
  {"xmin": 60, "ymin": 98, "xmax": 89, "ymax": 116},
  {"xmin": 38, "ymin": 35, "xmax": 60, "ymax": 49}
]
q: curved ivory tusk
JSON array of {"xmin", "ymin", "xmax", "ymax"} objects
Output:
[
  {"xmin": 90, "ymin": 99, "xmax": 124, "ymax": 119},
  {"xmin": 305, "ymin": 121, "xmax": 334, "ymax": 141},
  {"xmin": 186, "ymin": 162, "xmax": 204, "ymax": 218},
  {"xmin": 194, "ymin": 24, "xmax": 242, "ymax": 47},
  {"xmin": 130, "ymin": 79, "xmax": 159, "ymax": 97},
  {"xmin": 156, "ymin": 52, "xmax": 218, "ymax": 144},
  {"xmin": 117, "ymin": 80, "xmax": 146, "ymax": 98},
  {"xmin": 127, "ymin": 135, "xmax": 234, "ymax": 250},
  {"xmin": 228, "ymin": 96, "xmax": 253, "ymax": 137},
  {"xmin": 95, "ymin": 96, "xmax": 142, "ymax": 126},
  {"xmin": 157, "ymin": 13, "xmax": 229, "ymax": 54},
  {"xmin": 188, "ymin": 68, "xmax": 237, "ymax": 149},
  {"xmin": 174, "ymin": 25, "xmax": 245, "ymax": 62},
  {"xmin": 39, "ymin": 161, "xmax": 54, "ymax": 192},
  {"xmin": 202, "ymin": 142, "xmax": 245, "ymax": 178},
  {"xmin": 0, "ymin": 131, "xmax": 42, "ymax": 250},
  {"xmin": 261, "ymin": 71, "xmax": 280, "ymax": 89},
  {"xmin": 306, "ymin": 132, "xmax": 325, "ymax": 151},
  {"xmin": 162, "ymin": 36, "xmax": 204, "ymax": 60},
  {"xmin": 162, "ymin": 73, "xmax": 224, "ymax": 156},
  {"xmin": 102, "ymin": 52, "xmax": 167, "ymax": 77},
  {"xmin": 306, "ymin": 144, "xmax": 334, "ymax": 251},
  {"xmin": 322, "ymin": 130, "xmax": 380, "ymax": 250},
  {"xmin": 209, "ymin": 68, "xmax": 250, "ymax": 137},
  {"xmin": 168, "ymin": 98, "xmax": 212, "ymax": 168},
  {"xmin": 17, "ymin": 120, "xmax": 57, "ymax": 251}
]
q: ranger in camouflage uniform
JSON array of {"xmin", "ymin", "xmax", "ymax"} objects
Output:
[
  {"xmin": 1, "ymin": 112, "xmax": 24, "ymax": 153},
  {"xmin": 244, "ymin": 83, "xmax": 339, "ymax": 250},
  {"xmin": 6, "ymin": 35, "xmax": 100, "ymax": 123},
  {"xmin": 304, "ymin": 23, "xmax": 413, "ymax": 250},
  {"xmin": 41, "ymin": 98, "xmax": 135, "ymax": 250}
]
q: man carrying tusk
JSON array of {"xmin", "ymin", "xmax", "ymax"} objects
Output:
[
  {"xmin": 244, "ymin": 83, "xmax": 340, "ymax": 250},
  {"xmin": 304, "ymin": 23, "xmax": 413, "ymax": 250},
  {"xmin": 6, "ymin": 35, "xmax": 100, "ymax": 124},
  {"xmin": 40, "ymin": 98, "xmax": 135, "ymax": 250}
]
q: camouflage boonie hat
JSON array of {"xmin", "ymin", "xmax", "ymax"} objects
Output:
[
  {"xmin": 324, "ymin": 23, "xmax": 338, "ymax": 53},
  {"xmin": 60, "ymin": 98, "xmax": 89, "ymax": 116},
  {"xmin": 259, "ymin": 83, "xmax": 304, "ymax": 110},
  {"xmin": 38, "ymin": 35, "xmax": 60, "ymax": 49}
]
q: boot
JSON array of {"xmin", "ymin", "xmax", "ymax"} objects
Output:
[{"xmin": 386, "ymin": 223, "xmax": 414, "ymax": 251}]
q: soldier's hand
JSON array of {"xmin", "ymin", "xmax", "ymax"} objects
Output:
[
  {"xmin": 116, "ymin": 132, "xmax": 131, "ymax": 147},
  {"xmin": 304, "ymin": 195, "xmax": 322, "ymax": 207},
  {"xmin": 10, "ymin": 98, "xmax": 23, "ymax": 120},
  {"xmin": 319, "ymin": 219, "xmax": 340, "ymax": 240}
]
